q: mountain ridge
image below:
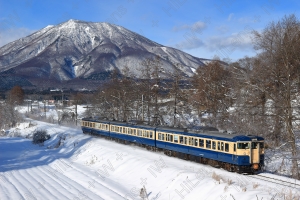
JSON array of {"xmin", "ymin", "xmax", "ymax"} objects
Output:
[{"xmin": 0, "ymin": 19, "xmax": 211, "ymax": 90}]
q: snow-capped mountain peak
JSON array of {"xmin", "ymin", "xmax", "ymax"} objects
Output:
[{"xmin": 0, "ymin": 19, "xmax": 210, "ymax": 89}]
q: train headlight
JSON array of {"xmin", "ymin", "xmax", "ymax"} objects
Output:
[{"xmin": 252, "ymin": 163, "xmax": 259, "ymax": 170}]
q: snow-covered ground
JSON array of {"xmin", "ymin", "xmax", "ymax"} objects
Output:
[{"xmin": 1, "ymin": 120, "xmax": 300, "ymax": 200}]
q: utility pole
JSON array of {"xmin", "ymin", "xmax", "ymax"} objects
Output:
[
  {"xmin": 75, "ymin": 100, "xmax": 78, "ymax": 126},
  {"xmin": 142, "ymin": 95, "xmax": 144, "ymax": 121},
  {"xmin": 44, "ymin": 100, "xmax": 46, "ymax": 119},
  {"xmin": 61, "ymin": 90, "xmax": 64, "ymax": 111}
]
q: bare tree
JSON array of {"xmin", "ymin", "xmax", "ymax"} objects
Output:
[
  {"xmin": 250, "ymin": 14, "xmax": 300, "ymax": 179},
  {"xmin": 192, "ymin": 59, "xmax": 231, "ymax": 128},
  {"xmin": 7, "ymin": 86, "xmax": 25, "ymax": 105}
]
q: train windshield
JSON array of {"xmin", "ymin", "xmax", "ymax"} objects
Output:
[
  {"xmin": 251, "ymin": 142, "xmax": 258, "ymax": 149},
  {"xmin": 251, "ymin": 142, "xmax": 264, "ymax": 149},
  {"xmin": 237, "ymin": 142, "xmax": 250, "ymax": 149},
  {"xmin": 259, "ymin": 142, "xmax": 264, "ymax": 149}
]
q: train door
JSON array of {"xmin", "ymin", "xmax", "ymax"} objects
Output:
[{"xmin": 251, "ymin": 142, "xmax": 260, "ymax": 164}]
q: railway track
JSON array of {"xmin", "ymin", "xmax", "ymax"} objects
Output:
[{"xmin": 250, "ymin": 174, "xmax": 300, "ymax": 189}]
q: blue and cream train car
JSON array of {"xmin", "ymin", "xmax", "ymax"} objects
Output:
[{"xmin": 81, "ymin": 118, "xmax": 264, "ymax": 173}]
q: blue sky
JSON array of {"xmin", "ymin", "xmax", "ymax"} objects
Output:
[{"xmin": 0, "ymin": 0, "xmax": 299, "ymax": 61}]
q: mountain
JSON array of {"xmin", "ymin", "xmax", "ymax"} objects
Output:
[{"xmin": 0, "ymin": 19, "xmax": 210, "ymax": 90}]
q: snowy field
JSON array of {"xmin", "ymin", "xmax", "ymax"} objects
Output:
[{"xmin": 1, "ymin": 120, "xmax": 300, "ymax": 200}]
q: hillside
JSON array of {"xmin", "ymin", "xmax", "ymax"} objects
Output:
[{"xmin": 0, "ymin": 20, "xmax": 210, "ymax": 90}]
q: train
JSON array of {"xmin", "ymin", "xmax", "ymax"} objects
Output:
[{"xmin": 81, "ymin": 117, "xmax": 264, "ymax": 173}]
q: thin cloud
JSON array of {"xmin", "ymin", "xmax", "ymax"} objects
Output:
[
  {"xmin": 216, "ymin": 25, "xmax": 229, "ymax": 34},
  {"xmin": 228, "ymin": 13, "xmax": 234, "ymax": 21},
  {"xmin": 175, "ymin": 37, "xmax": 204, "ymax": 50},
  {"xmin": 0, "ymin": 28, "xmax": 35, "ymax": 48},
  {"xmin": 173, "ymin": 21, "xmax": 206, "ymax": 32},
  {"xmin": 205, "ymin": 30, "xmax": 253, "ymax": 54}
]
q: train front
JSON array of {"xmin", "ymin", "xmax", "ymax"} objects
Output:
[{"xmin": 234, "ymin": 135, "xmax": 264, "ymax": 173}]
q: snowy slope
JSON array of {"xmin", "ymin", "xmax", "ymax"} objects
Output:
[
  {"xmin": 1, "ymin": 120, "xmax": 300, "ymax": 200},
  {"xmin": 0, "ymin": 19, "xmax": 209, "ymax": 86}
]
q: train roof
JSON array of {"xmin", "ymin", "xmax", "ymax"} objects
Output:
[
  {"xmin": 82, "ymin": 118, "xmax": 156, "ymax": 130},
  {"xmin": 186, "ymin": 130, "xmax": 264, "ymax": 142},
  {"xmin": 156, "ymin": 126, "xmax": 263, "ymax": 142}
]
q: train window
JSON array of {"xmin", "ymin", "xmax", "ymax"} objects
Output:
[
  {"xmin": 162, "ymin": 134, "xmax": 165, "ymax": 141},
  {"xmin": 199, "ymin": 139, "xmax": 204, "ymax": 147},
  {"xmin": 174, "ymin": 135, "xmax": 178, "ymax": 143},
  {"xmin": 251, "ymin": 142, "xmax": 258, "ymax": 149},
  {"xmin": 225, "ymin": 143, "xmax": 229, "ymax": 152},
  {"xmin": 218, "ymin": 142, "xmax": 220, "ymax": 150},
  {"xmin": 220, "ymin": 142, "xmax": 223, "ymax": 150},
  {"xmin": 150, "ymin": 131, "xmax": 153, "ymax": 138},
  {"xmin": 170, "ymin": 135, "xmax": 173, "ymax": 142},
  {"xmin": 147, "ymin": 131, "xmax": 150, "ymax": 138},
  {"xmin": 212, "ymin": 141, "xmax": 216, "ymax": 150},
  {"xmin": 166, "ymin": 134, "xmax": 169, "ymax": 141},
  {"xmin": 179, "ymin": 136, "xmax": 183, "ymax": 144},
  {"xmin": 259, "ymin": 142, "xmax": 264, "ymax": 148},
  {"xmin": 111, "ymin": 126, "xmax": 114, "ymax": 132},
  {"xmin": 158, "ymin": 133, "xmax": 162, "ymax": 140},
  {"xmin": 194, "ymin": 139, "xmax": 198, "ymax": 147},
  {"xmin": 184, "ymin": 137, "xmax": 187, "ymax": 145},
  {"xmin": 206, "ymin": 140, "xmax": 211, "ymax": 149},
  {"xmin": 237, "ymin": 143, "xmax": 249, "ymax": 149},
  {"xmin": 234, "ymin": 144, "xmax": 236, "ymax": 152},
  {"xmin": 138, "ymin": 130, "xmax": 143, "ymax": 136},
  {"xmin": 189, "ymin": 138, "xmax": 193, "ymax": 145},
  {"xmin": 92, "ymin": 123, "xmax": 95, "ymax": 128}
]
